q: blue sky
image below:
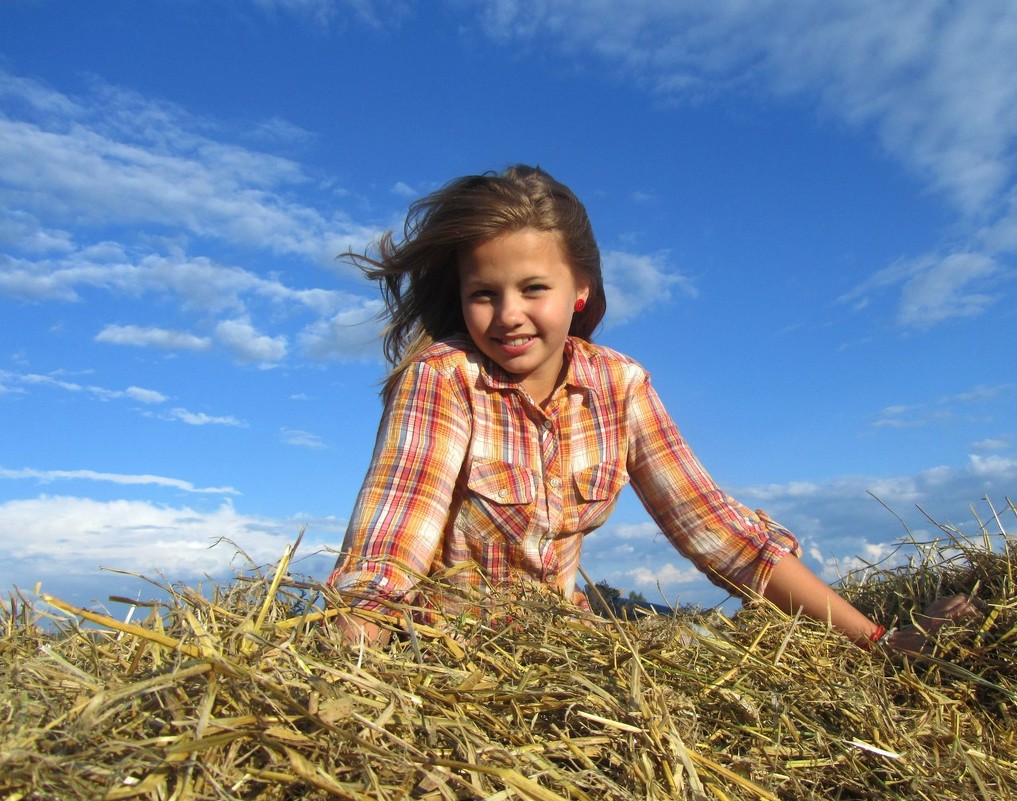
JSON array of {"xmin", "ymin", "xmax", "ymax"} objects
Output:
[{"xmin": 1, "ymin": 1, "xmax": 1014, "ymax": 613}]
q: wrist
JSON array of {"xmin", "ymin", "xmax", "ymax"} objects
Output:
[{"xmin": 865, "ymin": 624, "xmax": 897, "ymax": 650}]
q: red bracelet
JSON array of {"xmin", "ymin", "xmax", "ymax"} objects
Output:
[{"xmin": 865, "ymin": 624, "xmax": 897, "ymax": 650}]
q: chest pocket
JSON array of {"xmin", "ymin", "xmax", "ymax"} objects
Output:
[
  {"xmin": 568, "ymin": 461, "xmax": 629, "ymax": 532},
  {"xmin": 456, "ymin": 459, "xmax": 536, "ymax": 547}
]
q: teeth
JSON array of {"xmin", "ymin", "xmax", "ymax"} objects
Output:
[{"xmin": 504, "ymin": 337, "xmax": 531, "ymax": 346}]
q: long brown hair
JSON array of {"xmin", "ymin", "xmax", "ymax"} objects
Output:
[{"xmin": 344, "ymin": 165, "xmax": 606, "ymax": 398}]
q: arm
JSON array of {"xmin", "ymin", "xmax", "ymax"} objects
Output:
[
  {"xmin": 622, "ymin": 372, "xmax": 965, "ymax": 651},
  {"xmin": 762, "ymin": 552, "xmax": 880, "ymax": 647},
  {"xmin": 763, "ymin": 551, "xmax": 982, "ymax": 651},
  {"xmin": 625, "ymin": 372, "xmax": 802, "ymax": 600},
  {"xmin": 329, "ymin": 360, "xmax": 471, "ymax": 645},
  {"xmin": 334, "ymin": 610, "xmax": 391, "ymax": 648}
]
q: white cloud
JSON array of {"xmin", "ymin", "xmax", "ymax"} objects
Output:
[
  {"xmin": 1, "ymin": 251, "xmax": 345, "ymax": 314},
  {"xmin": 280, "ymin": 428, "xmax": 328, "ymax": 449},
  {"xmin": 474, "ymin": 2, "xmax": 1017, "ymax": 215},
  {"xmin": 0, "ymin": 467, "xmax": 236, "ymax": 495},
  {"xmin": 972, "ymin": 436, "xmax": 1012, "ymax": 452},
  {"xmin": 166, "ymin": 408, "xmax": 245, "ymax": 427},
  {"xmin": 582, "ymin": 453, "xmax": 1016, "ymax": 602},
  {"xmin": 215, "ymin": 318, "xmax": 288, "ymax": 364},
  {"xmin": 0, "ymin": 496, "xmax": 310, "ymax": 588},
  {"xmin": 869, "ymin": 382, "xmax": 1012, "ymax": 429},
  {"xmin": 0, "ymin": 72, "xmax": 381, "ymax": 264},
  {"xmin": 0, "ymin": 209, "xmax": 75, "ymax": 255},
  {"xmin": 610, "ymin": 521, "xmax": 662, "ymax": 541},
  {"xmin": 466, "ymin": 1, "xmax": 1017, "ymax": 330},
  {"xmin": 298, "ymin": 301, "xmax": 385, "ymax": 361},
  {"xmin": 602, "ymin": 249, "xmax": 697, "ymax": 326},
  {"xmin": 96, "ymin": 324, "xmax": 212, "ymax": 353},
  {"xmin": 125, "ymin": 386, "xmax": 169, "ymax": 404},
  {"xmin": 968, "ymin": 454, "xmax": 1017, "ymax": 479},
  {"xmin": 0, "ymin": 369, "xmax": 168, "ymax": 406},
  {"xmin": 391, "ymin": 181, "xmax": 418, "ymax": 197},
  {"xmin": 896, "ymin": 252, "xmax": 1001, "ymax": 328},
  {"xmin": 736, "ymin": 459, "xmax": 1017, "ymax": 561},
  {"xmin": 808, "ymin": 539, "xmax": 898, "ymax": 583},
  {"xmin": 0, "ymin": 68, "xmax": 389, "ymax": 365},
  {"xmin": 625, "ymin": 562, "xmax": 702, "ymax": 589}
]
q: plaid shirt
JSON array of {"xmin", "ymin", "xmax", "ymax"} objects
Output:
[{"xmin": 329, "ymin": 337, "xmax": 800, "ymax": 618}]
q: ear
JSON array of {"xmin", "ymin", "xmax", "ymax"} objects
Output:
[{"xmin": 575, "ymin": 280, "xmax": 591, "ymax": 303}]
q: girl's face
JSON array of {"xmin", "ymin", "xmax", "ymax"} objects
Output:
[{"xmin": 459, "ymin": 228, "xmax": 589, "ymax": 404}]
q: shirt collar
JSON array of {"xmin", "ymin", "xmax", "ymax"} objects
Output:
[{"xmin": 473, "ymin": 337, "xmax": 603, "ymax": 399}]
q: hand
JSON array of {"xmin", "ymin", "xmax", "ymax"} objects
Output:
[
  {"xmin": 886, "ymin": 593, "xmax": 981, "ymax": 654},
  {"xmin": 914, "ymin": 593, "xmax": 982, "ymax": 630}
]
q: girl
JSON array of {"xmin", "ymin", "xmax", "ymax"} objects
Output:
[{"xmin": 328, "ymin": 165, "xmax": 971, "ymax": 650}]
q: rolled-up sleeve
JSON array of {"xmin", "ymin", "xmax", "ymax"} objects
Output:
[
  {"xmin": 329, "ymin": 361, "xmax": 471, "ymax": 612},
  {"xmin": 625, "ymin": 371, "xmax": 800, "ymax": 598}
]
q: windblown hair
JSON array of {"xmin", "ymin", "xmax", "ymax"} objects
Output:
[{"xmin": 344, "ymin": 165, "xmax": 606, "ymax": 399}]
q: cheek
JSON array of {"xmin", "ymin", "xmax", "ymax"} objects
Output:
[{"xmin": 461, "ymin": 303, "xmax": 486, "ymax": 334}]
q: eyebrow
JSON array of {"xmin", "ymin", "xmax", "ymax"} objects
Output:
[{"xmin": 460, "ymin": 273, "xmax": 552, "ymax": 288}]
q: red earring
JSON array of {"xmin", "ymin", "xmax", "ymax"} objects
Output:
[{"xmin": 574, "ymin": 298, "xmax": 586, "ymax": 313}]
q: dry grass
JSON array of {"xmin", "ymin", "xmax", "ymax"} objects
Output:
[{"xmin": 2, "ymin": 506, "xmax": 1016, "ymax": 801}]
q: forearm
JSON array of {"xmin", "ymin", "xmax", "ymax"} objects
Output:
[
  {"xmin": 335, "ymin": 610, "xmax": 392, "ymax": 648},
  {"xmin": 762, "ymin": 553, "xmax": 880, "ymax": 647}
]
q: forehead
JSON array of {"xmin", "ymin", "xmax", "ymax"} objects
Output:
[{"xmin": 458, "ymin": 229, "xmax": 577, "ymax": 281}]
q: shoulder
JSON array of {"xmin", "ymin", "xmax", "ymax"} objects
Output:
[
  {"xmin": 569, "ymin": 338, "xmax": 649, "ymax": 391},
  {"xmin": 382, "ymin": 337, "xmax": 479, "ymax": 412},
  {"xmin": 390, "ymin": 336, "xmax": 484, "ymax": 396},
  {"xmin": 414, "ymin": 335, "xmax": 482, "ymax": 375}
]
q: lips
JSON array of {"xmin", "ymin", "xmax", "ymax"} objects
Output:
[{"xmin": 494, "ymin": 335, "xmax": 536, "ymax": 356}]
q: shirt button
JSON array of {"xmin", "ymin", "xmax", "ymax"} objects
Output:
[
  {"xmin": 498, "ymin": 488, "xmax": 508, "ymax": 499},
  {"xmin": 542, "ymin": 421, "xmax": 552, "ymax": 430},
  {"xmin": 549, "ymin": 477, "xmax": 562, "ymax": 489}
]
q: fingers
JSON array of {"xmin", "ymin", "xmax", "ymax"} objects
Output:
[
  {"xmin": 885, "ymin": 627, "xmax": 928, "ymax": 655},
  {"xmin": 907, "ymin": 593, "xmax": 981, "ymax": 642}
]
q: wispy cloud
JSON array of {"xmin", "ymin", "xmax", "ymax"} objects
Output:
[
  {"xmin": 464, "ymin": 1, "xmax": 1017, "ymax": 331},
  {"xmin": 96, "ymin": 324, "xmax": 213, "ymax": 352},
  {"xmin": 0, "ymin": 68, "xmax": 390, "ymax": 364},
  {"xmin": 250, "ymin": 0, "xmax": 408, "ymax": 29},
  {"xmin": 214, "ymin": 318, "xmax": 288, "ymax": 365},
  {"xmin": 736, "ymin": 455, "xmax": 1017, "ymax": 581},
  {"xmin": 391, "ymin": 181, "xmax": 418, "ymax": 198},
  {"xmin": 0, "ymin": 369, "xmax": 167, "ymax": 405},
  {"xmin": 0, "ymin": 467, "xmax": 237, "ymax": 495},
  {"xmin": 0, "ymin": 367, "xmax": 250, "ymax": 428},
  {"xmin": 582, "ymin": 449, "xmax": 1016, "ymax": 604},
  {"xmin": 0, "ymin": 496, "xmax": 340, "ymax": 592},
  {"xmin": 1, "ymin": 65, "xmax": 694, "ymax": 364},
  {"xmin": 280, "ymin": 427, "xmax": 328, "ymax": 449},
  {"xmin": 602, "ymin": 249, "xmax": 697, "ymax": 326},
  {"xmin": 0, "ymin": 72, "xmax": 375, "ymax": 263},
  {"xmin": 870, "ymin": 382, "xmax": 1013, "ymax": 429},
  {"xmin": 298, "ymin": 300, "xmax": 386, "ymax": 361},
  {"xmin": 839, "ymin": 251, "xmax": 1004, "ymax": 329},
  {"xmin": 972, "ymin": 436, "xmax": 1012, "ymax": 452},
  {"xmin": 165, "ymin": 408, "xmax": 246, "ymax": 427}
]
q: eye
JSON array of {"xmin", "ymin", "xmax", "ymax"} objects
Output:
[
  {"xmin": 467, "ymin": 288, "xmax": 494, "ymax": 301},
  {"xmin": 524, "ymin": 283, "xmax": 549, "ymax": 294}
]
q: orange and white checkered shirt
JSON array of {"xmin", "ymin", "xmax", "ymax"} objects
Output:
[{"xmin": 329, "ymin": 336, "xmax": 800, "ymax": 619}]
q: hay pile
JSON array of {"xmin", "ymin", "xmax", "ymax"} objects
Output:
[{"xmin": 2, "ymin": 517, "xmax": 1016, "ymax": 800}]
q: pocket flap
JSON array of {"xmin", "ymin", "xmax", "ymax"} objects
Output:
[
  {"xmin": 573, "ymin": 462, "xmax": 629, "ymax": 502},
  {"xmin": 467, "ymin": 460, "xmax": 535, "ymax": 505}
]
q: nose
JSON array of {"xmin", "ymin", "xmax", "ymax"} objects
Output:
[{"xmin": 494, "ymin": 293, "xmax": 525, "ymax": 328}]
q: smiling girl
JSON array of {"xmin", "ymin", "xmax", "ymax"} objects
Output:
[{"xmin": 327, "ymin": 165, "xmax": 971, "ymax": 651}]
